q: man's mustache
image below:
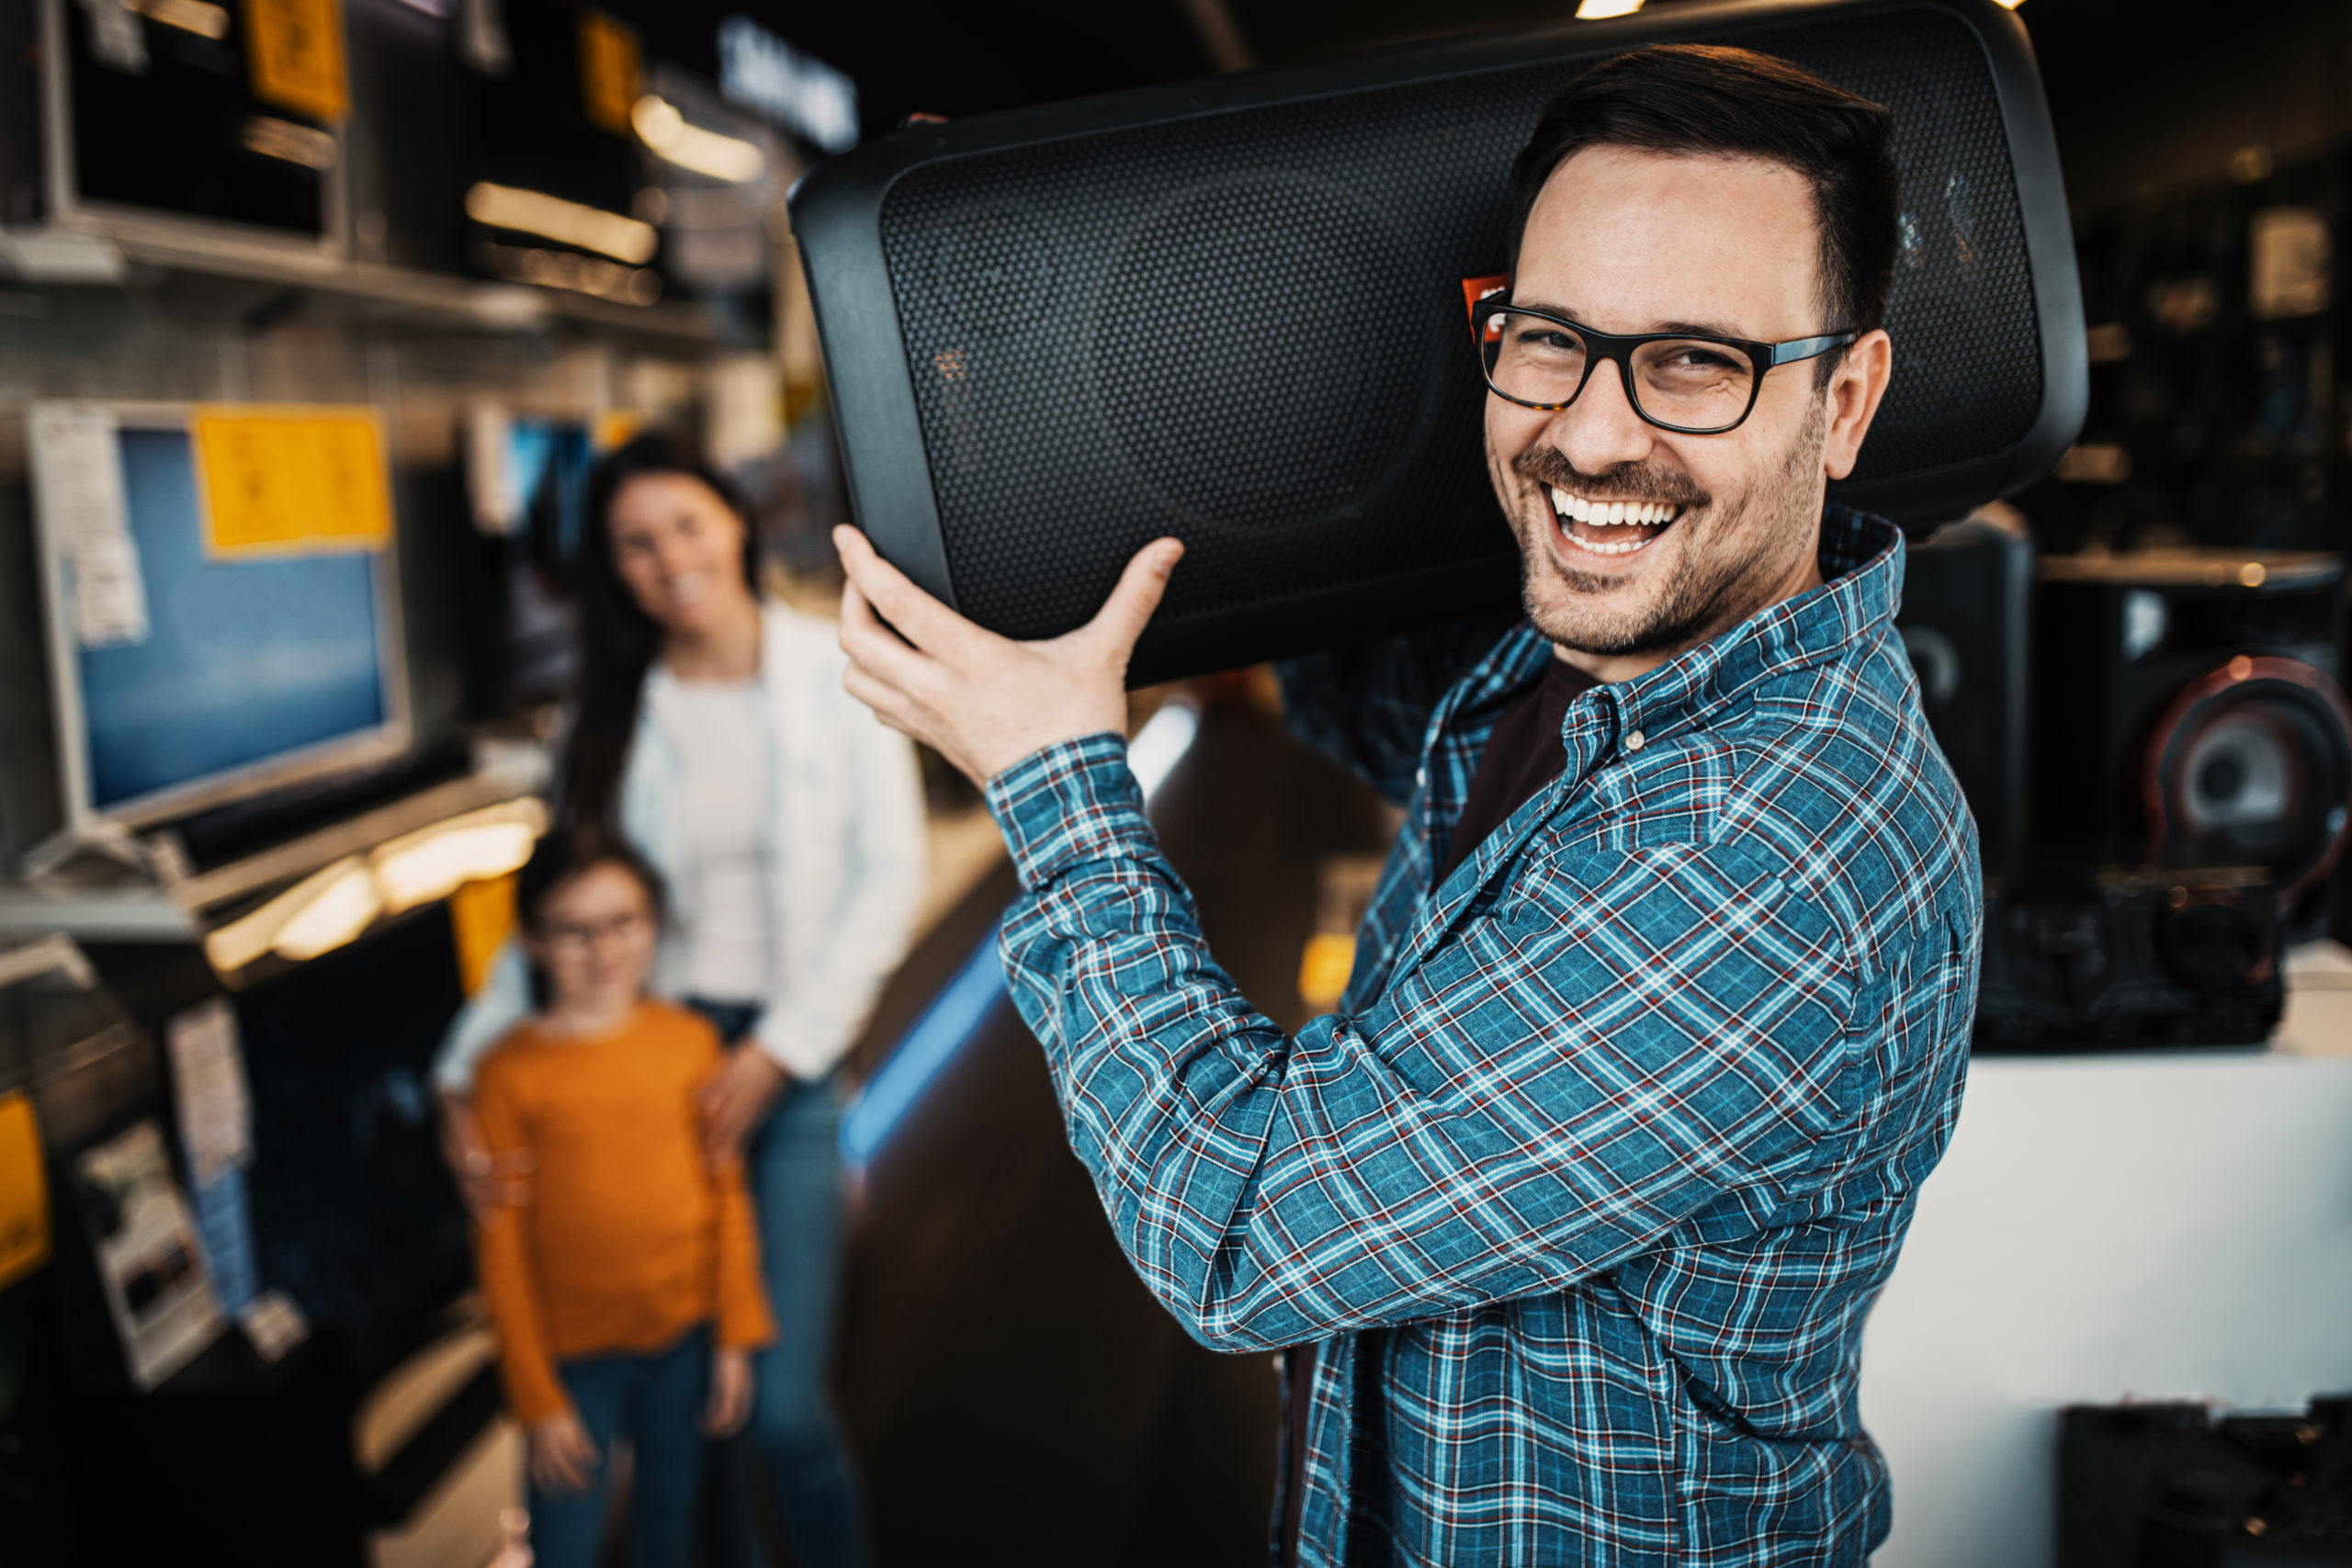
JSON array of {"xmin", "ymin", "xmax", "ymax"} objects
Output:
[{"xmin": 1512, "ymin": 446, "xmax": 1709, "ymax": 511}]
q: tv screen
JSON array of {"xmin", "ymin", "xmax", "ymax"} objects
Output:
[{"xmin": 32, "ymin": 405, "xmax": 409, "ymax": 830}]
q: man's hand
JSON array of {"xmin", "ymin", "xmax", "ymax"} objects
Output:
[
  {"xmin": 695, "ymin": 1045, "xmax": 786, "ymax": 1170},
  {"xmin": 528, "ymin": 1411, "xmax": 600, "ymax": 1495},
  {"xmin": 703, "ymin": 1347, "xmax": 755, "ymax": 1437},
  {"xmin": 831, "ymin": 525, "xmax": 1184, "ymax": 786}
]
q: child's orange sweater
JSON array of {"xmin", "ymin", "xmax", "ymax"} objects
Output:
[{"xmin": 470, "ymin": 1001, "xmax": 775, "ymax": 1426}]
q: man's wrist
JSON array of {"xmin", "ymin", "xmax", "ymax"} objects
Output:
[{"xmin": 983, "ymin": 730, "xmax": 1154, "ymax": 889}]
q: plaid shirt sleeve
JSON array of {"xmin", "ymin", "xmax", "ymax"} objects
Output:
[{"xmin": 986, "ymin": 731, "xmax": 1864, "ymax": 1353}]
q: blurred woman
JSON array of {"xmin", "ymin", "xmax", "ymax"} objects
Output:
[{"xmin": 437, "ymin": 432, "xmax": 925, "ymax": 1568}]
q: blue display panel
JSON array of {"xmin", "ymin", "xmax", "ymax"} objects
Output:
[{"xmin": 74, "ymin": 428, "xmax": 390, "ymax": 813}]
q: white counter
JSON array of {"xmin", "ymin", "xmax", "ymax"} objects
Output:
[{"xmin": 1860, "ymin": 949, "xmax": 2352, "ymax": 1566}]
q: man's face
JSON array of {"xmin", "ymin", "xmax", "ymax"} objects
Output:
[{"xmin": 1486, "ymin": 144, "xmax": 1887, "ymax": 668}]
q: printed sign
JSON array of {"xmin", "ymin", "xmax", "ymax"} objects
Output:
[
  {"xmin": 578, "ymin": 10, "xmax": 643, "ymax": 136},
  {"xmin": 243, "ymin": 0, "xmax": 350, "ymax": 121},
  {"xmin": 0, "ymin": 1093, "xmax": 51, "ymax": 1291},
  {"xmin": 193, "ymin": 408, "xmax": 391, "ymax": 557}
]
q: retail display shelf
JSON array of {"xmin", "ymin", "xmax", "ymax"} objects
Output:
[{"xmin": 0, "ymin": 222, "xmax": 723, "ymax": 347}]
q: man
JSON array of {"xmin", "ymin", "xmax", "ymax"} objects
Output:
[{"xmin": 832, "ymin": 42, "xmax": 1979, "ymax": 1567}]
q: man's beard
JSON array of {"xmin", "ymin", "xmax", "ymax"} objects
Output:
[{"xmin": 1510, "ymin": 400, "xmax": 1828, "ymax": 660}]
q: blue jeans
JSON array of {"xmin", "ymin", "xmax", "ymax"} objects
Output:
[
  {"xmin": 530, "ymin": 1326, "xmax": 709, "ymax": 1568},
  {"xmin": 688, "ymin": 1000, "xmax": 868, "ymax": 1568}
]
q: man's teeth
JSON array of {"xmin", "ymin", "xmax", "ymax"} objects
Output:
[{"xmin": 1547, "ymin": 487, "xmax": 1682, "ymax": 525}]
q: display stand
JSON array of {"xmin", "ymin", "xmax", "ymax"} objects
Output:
[{"xmin": 1860, "ymin": 943, "xmax": 2352, "ymax": 1568}]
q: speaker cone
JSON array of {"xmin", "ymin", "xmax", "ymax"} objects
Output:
[{"xmin": 2142, "ymin": 656, "xmax": 2352, "ymax": 906}]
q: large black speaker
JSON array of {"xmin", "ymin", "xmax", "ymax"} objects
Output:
[
  {"xmin": 2034, "ymin": 551, "xmax": 2352, "ymax": 932},
  {"xmin": 1894, "ymin": 514, "xmax": 2034, "ymax": 865},
  {"xmin": 791, "ymin": 0, "xmax": 2086, "ymax": 682}
]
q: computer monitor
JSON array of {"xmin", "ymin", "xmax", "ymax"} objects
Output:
[{"xmin": 29, "ymin": 402, "xmax": 410, "ymax": 836}]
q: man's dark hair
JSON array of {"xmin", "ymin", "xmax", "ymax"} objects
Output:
[{"xmin": 1510, "ymin": 44, "xmax": 1901, "ymax": 372}]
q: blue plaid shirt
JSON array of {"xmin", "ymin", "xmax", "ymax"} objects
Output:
[{"xmin": 983, "ymin": 508, "xmax": 1980, "ymax": 1566}]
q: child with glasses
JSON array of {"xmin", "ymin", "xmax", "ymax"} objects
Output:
[{"xmin": 469, "ymin": 828, "xmax": 774, "ymax": 1568}]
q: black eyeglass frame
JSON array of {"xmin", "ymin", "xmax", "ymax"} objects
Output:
[{"xmin": 1471, "ymin": 298, "xmax": 1858, "ymax": 435}]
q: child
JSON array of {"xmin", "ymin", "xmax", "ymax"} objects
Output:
[{"xmin": 469, "ymin": 829, "xmax": 775, "ymax": 1568}]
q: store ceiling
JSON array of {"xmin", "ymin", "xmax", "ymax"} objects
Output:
[{"xmin": 707, "ymin": 0, "xmax": 2185, "ymax": 126}]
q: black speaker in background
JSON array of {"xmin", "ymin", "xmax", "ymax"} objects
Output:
[
  {"xmin": 1973, "ymin": 877, "xmax": 2284, "ymax": 1048},
  {"xmin": 1894, "ymin": 514, "xmax": 2035, "ymax": 868},
  {"xmin": 792, "ymin": 0, "xmax": 2086, "ymax": 682},
  {"xmin": 2060, "ymin": 1397, "xmax": 2352, "ymax": 1567},
  {"xmin": 2034, "ymin": 552, "xmax": 2352, "ymax": 937}
]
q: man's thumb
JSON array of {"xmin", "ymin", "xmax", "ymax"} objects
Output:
[{"xmin": 1082, "ymin": 538, "xmax": 1184, "ymax": 653}]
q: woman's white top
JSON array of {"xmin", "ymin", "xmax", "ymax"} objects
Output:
[
  {"xmin": 647, "ymin": 675, "xmax": 773, "ymax": 1005},
  {"xmin": 434, "ymin": 602, "xmax": 927, "ymax": 1087}
]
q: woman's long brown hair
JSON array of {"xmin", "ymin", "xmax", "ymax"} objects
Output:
[{"xmin": 560, "ymin": 433, "xmax": 762, "ymax": 838}]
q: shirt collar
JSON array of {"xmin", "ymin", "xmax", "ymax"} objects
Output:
[{"xmin": 1449, "ymin": 505, "xmax": 1905, "ymax": 746}]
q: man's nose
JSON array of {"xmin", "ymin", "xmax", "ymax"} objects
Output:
[{"xmin": 1544, "ymin": 361, "xmax": 1656, "ymax": 477}]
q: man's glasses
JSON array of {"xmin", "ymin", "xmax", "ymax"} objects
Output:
[{"xmin": 1471, "ymin": 299, "xmax": 1855, "ymax": 435}]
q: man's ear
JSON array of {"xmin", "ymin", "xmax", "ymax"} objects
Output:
[{"xmin": 1821, "ymin": 328, "xmax": 1894, "ymax": 482}]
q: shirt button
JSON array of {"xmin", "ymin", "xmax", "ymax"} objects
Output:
[
  {"xmin": 1416, "ymin": 764, "xmax": 1427, "ymax": 787},
  {"xmin": 1625, "ymin": 729, "xmax": 1646, "ymax": 751}
]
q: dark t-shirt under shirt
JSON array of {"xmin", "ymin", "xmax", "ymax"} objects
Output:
[{"xmin": 1280, "ymin": 651, "xmax": 1598, "ymax": 1565}]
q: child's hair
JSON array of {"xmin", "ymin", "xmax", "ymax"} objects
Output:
[{"xmin": 515, "ymin": 822, "xmax": 669, "ymax": 937}]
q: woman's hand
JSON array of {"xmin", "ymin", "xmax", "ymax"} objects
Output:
[
  {"xmin": 832, "ymin": 525, "xmax": 1182, "ymax": 786},
  {"xmin": 437, "ymin": 1092, "xmax": 532, "ymax": 1215},
  {"xmin": 694, "ymin": 1045, "xmax": 786, "ymax": 1170},
  {"xmin": 528, "ymin": 1412, "xmax": 600, "ymax": 1494},
  {"xmin": 703, "ymin": 1347, "xmax": 755, "ymax": 1437}
]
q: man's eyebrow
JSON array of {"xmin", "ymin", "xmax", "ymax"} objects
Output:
[
  {"xmin": 1507, "ymin": 299, "xmax": 1753, "ymax": 341},
  {"xmin": 1653, "ymin": 317, "xmax": 1750, "ymax": 340}
]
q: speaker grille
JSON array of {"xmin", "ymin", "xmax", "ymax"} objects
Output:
[{"xmin": 879, "ymin": 6, "xmax": 2044, "ymax": 640}]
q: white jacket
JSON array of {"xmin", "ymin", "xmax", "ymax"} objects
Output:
[{"xmin": 433, "ymin": 602, "xmax": 927, "ymax": 1089}]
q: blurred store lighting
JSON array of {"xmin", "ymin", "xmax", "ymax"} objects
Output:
[
  {"xmin": 474, "ymin": 239, "xmax": 662, "ymax": 305},
  {"xmin": 839, "ymin": 699, "xmax": 1203, "ymax": 1166},
  {"xmin": 141, "ymin": 0, "xmax": 230, "ymax": 39},
  {"xmin": 271, "ymin": 863, "xmax": 386, "ymax": 964},
  {"xmin": 464, "ymin": 183, "xmax": 659, "ymax": 265},
  {"xmin": 243, "ymin": 117, "xmax": 338, "ymax": 170},
  {"xmin": 631, "ymin": 96, "xmax": 766, "ymax": 184},
  {"xmin": 1575, "ymin": 0, "xmax": 1644, "ymax": 17},
  {"xmin": 1126, "ymin": 697, "xmax": 1201, "ymax": 797},
  {"xmin": 207, "ymin": 858, "xmax": 384, "ymax": 971},
  {"xmin": 716, "ymin": 16, "xmax": 859, "ymax": 154},
  {"xmin": 373, "ymin": 800, "xmax": 548, "ymax": 916},
  {"xmin": 202, "ymin": 800, "xmax": 548, "ymax": 975}
]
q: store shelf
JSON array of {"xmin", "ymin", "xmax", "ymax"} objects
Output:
[{"xmin": 0, "ymin": 222, "xmax": 723, "ymax": 348}]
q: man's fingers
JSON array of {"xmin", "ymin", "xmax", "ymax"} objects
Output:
[
  {"xmin": 840, "ymin": 581, "xmax": 946, "ymax": 697},
  {"xmin": 842, "ymin": 660, "xmax": 925, "ymax": 729},
  {"xmin": 832, "ymin": 526, "xmax": 985, "ymax": 659},
  {"xmin": 1077, "ymin": 538, "xmax": 1184, "ymax": 658}
]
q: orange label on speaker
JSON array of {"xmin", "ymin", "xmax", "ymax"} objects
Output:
[{"xmin": 1462, "ymin": 273, "xmax": 1508, "ymax": 322}]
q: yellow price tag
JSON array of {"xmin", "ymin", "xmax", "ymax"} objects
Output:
[
  {"xmin": 0, "ymin": 1091, "xmax": 51, "ymax": 1292},
  {"xmin": 243, "ymin": 0, "xmax": 349, "ymax": 122},
  {"xmin": 194, "ymin": 408, "xmax": 392, "ymax": 557},
  {"xmin": 578, "ymin": 11, "xmax": 642, "ymax": 137}
]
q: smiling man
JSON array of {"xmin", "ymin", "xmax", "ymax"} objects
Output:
[{"xmin": 832, "ymin": 43, "xmax": 1981, "ymax": 1567}]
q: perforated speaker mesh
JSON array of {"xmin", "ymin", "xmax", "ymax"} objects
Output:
[{"xmin": 878, "ymin": 6, "xmax": 2043, "ymax": 641}]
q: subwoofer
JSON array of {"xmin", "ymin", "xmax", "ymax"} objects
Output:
[
  {"xmin": 790, "ymin": 0, "xmax": 2086, "ymax": 682},
  {"xmin": 1894, "ymin": 513, "xmax": 2035, "ymax": 866},
  {"xmin": 2034, "ymin": 551, "xmax": 2352, "ymax": 935}
]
